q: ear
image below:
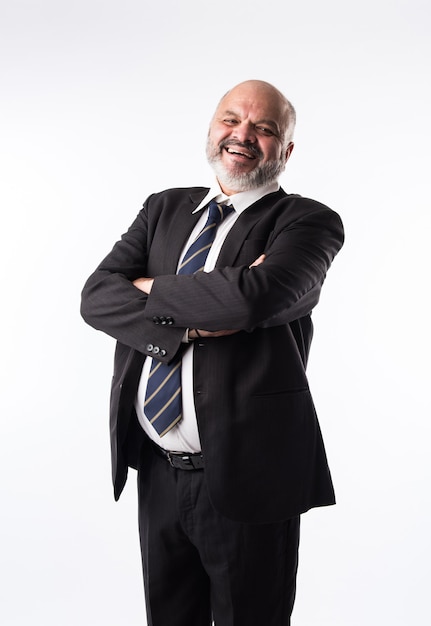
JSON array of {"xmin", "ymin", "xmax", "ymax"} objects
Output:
[{"xmin": 284, "ymin": 142, "xmax": 294, "ymax": 162}]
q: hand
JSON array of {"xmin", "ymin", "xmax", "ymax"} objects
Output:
[
  {"xmin": 249, "ymin": 253, "xmax": 266, "ymax": 268},
  {"xmin": 189, "ymin": 328, "xmax": 239, "ymax": 340},
  {"xmin": 132, "ymin": 277, "xmax": 154, "ymax": 294}
]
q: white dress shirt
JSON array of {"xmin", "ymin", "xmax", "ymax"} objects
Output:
[{"xmin": 134, "ymin": 179, "xmax": 280, "ymax": 452}]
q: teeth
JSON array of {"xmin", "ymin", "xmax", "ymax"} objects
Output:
[{"xmin": 226, "ymin": 147, "xmax": 253, "ymax": 158}]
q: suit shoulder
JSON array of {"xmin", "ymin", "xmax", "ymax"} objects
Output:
[
  {"xmin": 277, "ymin": 189, "xmax": 343, "ymax": 224},
  {"xmin": 143, "ymin": 186, "xmax": 209, "ymax": 206}
]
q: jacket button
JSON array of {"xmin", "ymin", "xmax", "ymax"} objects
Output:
[
  {"xmin": 160, "ymin": 317, "xmax": 167, "ymax": 325},
  {"xmin": 166, "ymin": 317, "xmax": 174, "ymax": 325},
  {"xmin": 146, "ymin": 343, "xmax": 154, "ymax": 352},
  {"xmin": 160, "ymin": 349, "xmax": 167, "ymax": 357},
  {"xmin": 153, "ymin": 346, "xmax": 160, "ymax": 354},
  {"xmin": 152, "ymin": 316, "xmax": 160, "ymax": 324}
]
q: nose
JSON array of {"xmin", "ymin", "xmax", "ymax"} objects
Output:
[{"xmin": 232, "ymin": 121, "xmax": 256, "ymax": 143}]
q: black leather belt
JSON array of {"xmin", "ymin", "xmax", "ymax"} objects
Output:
[{"xmin": 152, "ymin": 442, "xmax": 204, "ymax": 470}]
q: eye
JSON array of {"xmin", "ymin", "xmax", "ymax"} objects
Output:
[
  {"xmin": 256, "ymin": 126, "xmax": 275, "ymax": 136},
  {"xmin": 223, "ymin": 118, "xmax": 238, "ymax": 126}
]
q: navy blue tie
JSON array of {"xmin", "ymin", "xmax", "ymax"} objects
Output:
[{"xmin": 144, "ymin": 200, "xmax": 234, "ymax": 436}]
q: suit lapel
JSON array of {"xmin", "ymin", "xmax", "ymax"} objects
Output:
[
  {"xmin": 160, "ymin": 190, "xmax": 209, "ymax": 274},
  {"xmin": 216, "ymin": 190, "xmax": 284, "ymax": 266}
]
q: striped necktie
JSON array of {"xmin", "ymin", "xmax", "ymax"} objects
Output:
[{"xmin": 144, "ymin": 200, "xmax": 234, "ymax": 436}]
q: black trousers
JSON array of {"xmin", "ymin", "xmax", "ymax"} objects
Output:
[{"xmin": 137, "ymin": 446, "xmax": 300, "ymax": 626}]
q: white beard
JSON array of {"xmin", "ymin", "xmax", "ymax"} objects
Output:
[{"xmin": 206, "ymin": 137, "xmax": 285, "ymax": 192}]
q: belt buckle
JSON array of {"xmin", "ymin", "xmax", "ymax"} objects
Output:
[
  {"xmin": 180, "ymin": 455, "xmax": 193, "ymax": 468},
  {"xmin": 166, "ymin": 452, "xmax": 193, "ymax": 468}
]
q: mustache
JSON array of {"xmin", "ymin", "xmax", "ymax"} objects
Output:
[{"xmin": 218, "ymin": 139, "xmax": 263, "ymax": 159}]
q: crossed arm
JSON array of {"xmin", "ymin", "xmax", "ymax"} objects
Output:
[
  {"xmin": 81, "ymin": 199, "xmax": 343, "ymax": 361},
  {"xmin": 132, "ymin": 254, "xmax": 267, "ymax": 340}
]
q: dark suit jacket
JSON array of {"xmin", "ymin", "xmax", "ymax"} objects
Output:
[{"xmin": 81, "ymin": 186, "xmax": 344, "ymax": 523}]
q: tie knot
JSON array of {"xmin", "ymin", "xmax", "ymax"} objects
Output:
[{"xmin": 207, "ymin": 199, "xmax": 234, "ymax": 225}]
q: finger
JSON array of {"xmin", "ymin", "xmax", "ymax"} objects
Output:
[
  {"xmin": 249, "ymin": 254, "xmax": 266, "ymax": 268},
  {"xmin": 196, "ymin": 329, "xmax": 238, "ymax": 338}
]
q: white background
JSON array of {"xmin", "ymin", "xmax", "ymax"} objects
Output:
[{"xmin": 1, "ymin": 1, "xmax": 430, "ymax": 624}]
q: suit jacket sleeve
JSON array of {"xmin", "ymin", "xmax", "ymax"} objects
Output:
[
  {"xmin": 80, "ymin": 196, "xmax": 186, "ymax": 363},
  {"xmin": 144, "ymin": 202, "xmax": 344, "ymax": 331}
]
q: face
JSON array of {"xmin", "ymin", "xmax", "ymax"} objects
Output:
[{"xmin": 206, "ymin": 82, "xmax": 294, "ymax": 195}]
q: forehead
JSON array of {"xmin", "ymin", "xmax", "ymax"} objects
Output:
[{"xmin": 215, "ymin": 85, "xmax": 287, "ymax": 127}]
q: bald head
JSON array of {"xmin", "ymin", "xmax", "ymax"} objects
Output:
[{"xmin": 215, "ymin": 80, "xmax": 296, "ymax": 146}]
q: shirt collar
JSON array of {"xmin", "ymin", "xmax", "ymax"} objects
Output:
[{"xmin": 193, "ymin": 179, "xmax": 280, "ymax": 215}]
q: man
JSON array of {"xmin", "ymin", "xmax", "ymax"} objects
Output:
[{"xmin": 81, "ymin": 79, "xmax": 344, "ymax": 626}]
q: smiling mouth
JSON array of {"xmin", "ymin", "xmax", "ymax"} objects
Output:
[{"xmin": 224, "ymin": 146, "xmax": 256, "ymax": 160}]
